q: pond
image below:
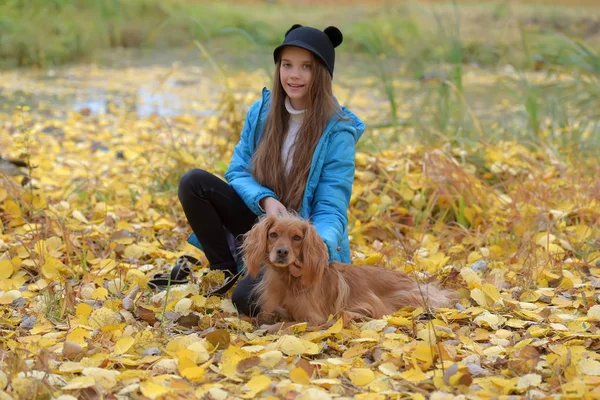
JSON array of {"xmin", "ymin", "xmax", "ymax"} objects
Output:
[{"xmin": 1, "ymin": 48, "xmax": 597, "ymax": 150}]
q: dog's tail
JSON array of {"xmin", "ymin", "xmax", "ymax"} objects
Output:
[
  {"xmin": 399, "ymin": 280, "xmax": 457, "ymax": 309},
  {"xmin": 420, "ymin": 282, "xmax": 457, "ymax": 308}
]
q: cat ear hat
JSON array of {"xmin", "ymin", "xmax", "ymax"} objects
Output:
[{"xmin": 273, "ymin": 24, "xmax": 343, "ymax": 77}]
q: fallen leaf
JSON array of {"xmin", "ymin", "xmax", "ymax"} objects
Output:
[
  {"xmin": 277, "ymin": 335, "xmax": 320, "ymax": 356},
  {"xmin": 348, "ymin": 368, "xmax": 375, "ymax": 386},
  {"xmin": 204, "ymin": 329, "xmax": 230, "ymax": 350},
  {"xmin": 113, "ymin": 336, "xmax": 135, "ymax": 356},
  {"xmin": 290, "ymin": 367, "xmax": 311, "ymax": 385},
  {"xmin": 241, "ymin": 375, "xmax": 270, "ymax": 398}
]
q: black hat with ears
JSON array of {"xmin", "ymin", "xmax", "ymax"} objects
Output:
[{"xmin": 273, "ymin": 24, "xmax": 343, "ymax": 77}]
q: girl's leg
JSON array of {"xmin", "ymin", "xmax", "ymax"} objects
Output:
[
  {"xmin": 231, "ymin": 272, "xmax": 263, "ymax": 317},
  {"xmin": 178, "ymin": 169, "xmax": 257, "ymax": 275}
]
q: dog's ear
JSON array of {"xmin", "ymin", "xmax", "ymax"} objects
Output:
[
  {"xmin": 300, "ymin": 222, "xmax": 328, "ymax": 285},
  {"xmin": 242, "ymin": 215, "xmax": 275, "ymax": 278}
]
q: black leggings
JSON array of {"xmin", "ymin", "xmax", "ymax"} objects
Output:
[{"xmin": 178, "ymin": 168, "xmax": 263, "ymax": 317}]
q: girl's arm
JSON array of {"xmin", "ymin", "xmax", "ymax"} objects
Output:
[
  {"xmin": 310, "ymin": 131, "xmax": 356, "ymax": 262},
  {"xmin": 225, "ymin": 101, "xmax": 278, "ymax": 215}
]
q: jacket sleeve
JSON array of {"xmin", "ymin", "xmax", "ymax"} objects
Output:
[
  {"xmin": 311, "ymin": 130, "xmax": 356, "ymax": 262},
  {"xmin": 225, "ymin": 101, "xmax": 278, "ymax": 215}
]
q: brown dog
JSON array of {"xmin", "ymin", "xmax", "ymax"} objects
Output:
[{"xmin": 242, "ymin": 213, "xmax": 455, "ymax": 325}]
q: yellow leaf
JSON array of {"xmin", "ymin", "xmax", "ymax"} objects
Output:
[
  {"xmin": 97, "ymin": 259, "xmax": 117, "ymax": 275},
  {"xmin": 348, "ymin": 368, "xmax": 375, "ymax": 386},
  {"xmin": 177, "ymin": 354, "xmax": 196, "ymax": 374},
  {"xmin": 0, "ymin": 290, "xmax": 21, "ymax": 304},
  {"xmin": 190, "ymin": 295, "xmax": 206, "ymax": 308},
  {"xmin": 481, "ymin": 283, "xmax": 501, "ymax": 303},
  {"xmin": 140, "ymin": 381, "xmax": 170, "ymax": 399},
  {"xmin": 474, "ymin": 311, "xmax": 504, "ymax": 330},
  {"xmin": 72, "ymin": 210, "xmax": 89, "ymax": 224},
  {"xmin": 62, "ymin": 376, "xmax": 96, "ymax": 390},
  {"xmin": 41, "ymin": 257, "xmax": 64, "ymax": 280},
  {"xmin": 387, "ymin": 316, "xmax": 411, "ymax": 326},
  {"xmin": 566, "ymin": 225, "xmax": 592, "ymax": 241},
  {"xmin": 174, "ymin": 298, "xmax": 192, "ymax": 315},
  {"xmin": 378, "ymin": 363, "xmax": 402, "ymax": 378},
  {"xmin": 32, "ymin": 193, "xmax": 46, "ymax": 209},
  {"xmin": 188, "ymin": 341, "xmax": 211, "ymax": 364},
  {"xmin": 181, "ymin": 366, "xmax": 205, "ymax": 382},
  {"xmin": 401, "ymin": 367, "xmax": 427, "ymax": 382},
  {"xmin": 88, "ymin": 307, "xmax": 118, "ymax": 329},
  {"xmin": 361, "ymin": 319, "xmax": 388, "ymax": 332},
  {"xmin": 535, "ymin": 232, "xmax": 556, "ymax": 247},
  {"xmin": 82, "ymin": 367, "xmax": 119, "ymax": 390},
  {"xmin": 304, "ymin": 388, "xmax": 337, "ymax": 400},
  {"xmin": 4, "ymin": 200, "xmax": 21, "ymax": 217},
  {"xmin": 220, "ymin": 346, "xmax": 250, "ymax": 379},
  {"xmin": 587, "ymin": 305, "xmax": 600, "ymax": 321},
  {"xmin": 259, "ymin": 351, "xmax": 283, "ymax": 369},
  {"xmin": 470, "ymin": 288, "xmax": 488, "ymax": 307},
  {"xmin": 123, "ymin": 244, "xmax": 146, "ymax": 259},
  {"xmin": 206, "ymin": 388, "xmax": 229, "ymax": 400},
  {"xmin": 579, "ymin": 358, "xmax": 600, "ymax": 375},
  {"xmin": 520, "ymin": 290, "xmax": 540, "ymax": 302},
  {"xmin": 30, "ymin": 317, "xmax": 53, "ymax": 334},
  {"xmin": 412, "ymin": 342, "xmax": 435, "ymax": 369},
  {"xmin": 0, "ymin": 369, "xmax": 7, "ymax": 389},
  {"xmin": 241, "ymin": 375, "xmax": 271, "ymax": 398},
  {"xmin": 66, "ymin": 327, "xmax": 92, "ymax": 347},
  {"xmin": 460, "ymin": 267, "xmax": 482, "ymax": 289},
  {"xmin": 516, "ymin": 373, "xmax": 542, "ymax": 389},
  {"xmin": 355, "ymin": 153, "xmax": 370, "ymax": 167},
  {"xmin": 113, "ymin": 336, "xmax": 135, "ymax": 356},
  {"xmin": 304, "ymin": 317, "xmax": 343, "ymax": 342},
  {"xmin": 0, "ymin": 188, "xmax": 7, "ymax": 202},
  {"xmin": 59, "ymin": 361, "xmax": 83, "ymax": 373},
  {"xmin": 76, "ymin": 303, "xmax": 93, "ymax": 319},
  {"xmin": 0, "ymin": 260, "xmax": 14, "ymax": 279},
  {"xmin": 153, "ymin": 218, "xmax": 175, "ymax": 230},
  {"xmin": 91, "ymin": 287, "xmax": 108, "ymax": 300},
  {"xmin": 343, "ymin": 344, "xmax": 369, "ymax": 359},
  {"xmin": 527, "ymin": 326, "xmax": 549, "ymax": 337},
  {"xmin": 277, "ymin": 335, "xmax": 320, "ymax": 356},
  {"xmin": 290, "ymin": 367, "xmax": 311, "ymax": 385}
]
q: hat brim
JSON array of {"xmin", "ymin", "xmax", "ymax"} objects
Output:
[{"xmin": 273, "ymin": 41, "xmax": 333, "ymax": 76}]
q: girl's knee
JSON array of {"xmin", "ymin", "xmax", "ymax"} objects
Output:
[
  {"xmin": 231, "ymin": 285, "xmax": 249, "ymax": 315},
  {"xmin": 178, "ymin": 168, "xmax": 209, "ymax": 201}
]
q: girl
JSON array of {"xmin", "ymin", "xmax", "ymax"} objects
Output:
[{"xmin": 177, "ymin": 24, "xmax": 365, "ymax": 317}]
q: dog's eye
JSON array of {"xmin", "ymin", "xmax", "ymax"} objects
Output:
[
  {"xmin": 293, "ymin": 235, "xmax": 302, "ymax": 241},
  {"xmin": 269, "ymin": 232, "xmax": 278, "ymax": 239}
]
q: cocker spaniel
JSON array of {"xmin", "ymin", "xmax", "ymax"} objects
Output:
[{"xmin": 242, "ymin": 213, "xmax": 455, "ymax": 325}]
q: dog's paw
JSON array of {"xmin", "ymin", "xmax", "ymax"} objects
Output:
[
  {"xmin": 261, "ymin": 321, "xmax": 287, "ymax": 334},
  {"xmin": 342, "ymin": 311, "xmax": 368, "ymax": 325},
  {"xmin": 256, "ymin": 312, "xmax": 280, "ymax": 326}
]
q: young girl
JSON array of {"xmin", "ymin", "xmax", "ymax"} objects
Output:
[{"xmin": 177, "ymin": 24, "xmax": 365, "ymax": 317}]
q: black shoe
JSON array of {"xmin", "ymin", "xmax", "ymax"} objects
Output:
[
  {"xmin": 147, "ymin": 255, "xmax": 244, "ymax": 295},
  {"xmin": 147, "ymin": 255, "xmax": 200, "ymax": 290},
  {"xmin": 206, "ymin": 269, "xmax": 245, "ymax": 296}
]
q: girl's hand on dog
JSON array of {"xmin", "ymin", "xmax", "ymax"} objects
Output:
[{"xmin": 260, "ymin": 197, "xmax": 287, "ymax": 217}]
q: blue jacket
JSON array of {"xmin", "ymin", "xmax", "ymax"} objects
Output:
[{"xmin": 189, "ymin": 88, "xmax": 365, "ymax": 264}]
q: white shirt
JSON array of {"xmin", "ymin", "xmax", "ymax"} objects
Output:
[{"xmin": 282, "ymin": 97, "xmax": 305, "ymax": 175}]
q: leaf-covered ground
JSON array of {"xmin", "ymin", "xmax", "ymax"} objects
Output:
[{"xmin": 0, "ymin": 65, "xmax": 599, "ymax": 400}]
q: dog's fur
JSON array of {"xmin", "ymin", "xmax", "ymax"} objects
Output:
[{"xmin": 242, "ymin": 213, "xmax": 456, "ymax": 325}]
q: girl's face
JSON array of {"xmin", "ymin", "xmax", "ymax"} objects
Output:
[{"xmin": 279, "ymin": 46, "xmax": 313, "ymax": 110}]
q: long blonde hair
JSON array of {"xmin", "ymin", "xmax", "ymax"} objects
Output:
[{"xmin": 252, "ymin": 54, "xmax": 340, "ymax": 211}]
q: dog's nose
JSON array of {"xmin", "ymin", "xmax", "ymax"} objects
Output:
[{"xmin": 276, "ymin": 246, "xmax": 289, "ymax": 258}]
